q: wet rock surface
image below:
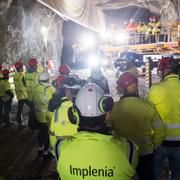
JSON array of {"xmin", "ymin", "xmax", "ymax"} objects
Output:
[{"xmin": 0, "ymin": 0, "xmax": 63, "ymax": 71}]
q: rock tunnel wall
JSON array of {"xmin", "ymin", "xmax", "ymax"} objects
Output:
[
  {"xmin": 0, "ymin": 0, "xmax": 63, "ymax": 71},
  {"xmin": 160, "ymin": 0, "xmax": 180, "ymax": 27}
]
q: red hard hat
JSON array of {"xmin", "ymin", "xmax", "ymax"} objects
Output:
[
  {"xmin": 28, "ymin": 58, "xmax": 37, "ymax": 67},
  {"xmin": 116, "ymin": 72, "xmax": 138, "ymax": 90},
  {"xmin": 15, "ymin": 61, "xmax": 23, "ymax": 69},
  {"xmin": 2, "ymin": 69, "xmax": 10, "ymax": 79},
  {"xmin": 157, "ymin": 57, "xmax": 173, "ymax": 72},
  {"xmin": 59, "ymin": 64, "xmax": 70, "ymax": 75},
  {"xmin": 54, "ymin": 75, "xmax": 66, "ymax": 88}
]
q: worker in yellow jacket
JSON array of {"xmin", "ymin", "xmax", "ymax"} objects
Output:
[
  {"xmin": 0, "ymin": 69, "xmax": 14, "ymax": 126},
  {"xmin": 55, "ymin": 83, "xmax": 138, "ymax": 180},
  {"xmin": 147, "ymin": 56, "xmax": 180, "ymax": 180},
  {"xmin": 25, "ymin": 58, "xmax": 40, "ymax": 130},
  {"xmin": 49, "ymin": 76, "xmax": 81, "ymax": 155},
  {"xmin": 110, "ymin": 72, "xmax": 166, "ymax": 180},
  {"xmin": 137, "ymin": 20, "xmax": 147, "ymax": 44},
  {"xmin": 34, "ymin": 70, "xmax": 54, "ymax": 156},
  {"xmin": 13, "ymin": 61, "xmax": 28, "ymax": 127}
]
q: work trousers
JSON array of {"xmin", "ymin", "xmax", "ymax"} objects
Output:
[
  {"xmin": 4, "ymin": 100, "xmax": 12, "ymax": 124},
  {"xmin": 16, "ymin": 99, "xmax": 29, "ymax": 125},
  {"xmin": 38, "ymin": 122, "xmax": 49, "ymax": 151},
  {"xmin": 28, "ymin": 101, "xmax": 39, "ymax": 129},
  {"xmin": 153, "ymin": 145, "xmax": 180, "ymax": 180},
  {"xmin": 136, "ymin": 153, "xmax": 154, "ymax": 180}
]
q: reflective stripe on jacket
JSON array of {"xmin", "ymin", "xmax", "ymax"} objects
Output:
[
  {"xmin": 56, "ymin": 131, "xmax": 138, "ymax": 180},
  {"xmin": 110, "ymin": 97, "xmax": 166, "ymax": 155},
  {"xmin": 13, "ymin": 72, "xmax": 28, "ymax": 100},
  {"xmin": 49, "ymin": 98, "xmax": 78, "ymax": 152},
  {"xmin": 147, "ymin": 74, "xmax": 180, "ymax": 141}
]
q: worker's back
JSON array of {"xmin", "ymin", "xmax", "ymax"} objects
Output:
[{"xmin": 57, "ymin": 131, "xmax": 138, "ymax": 180}]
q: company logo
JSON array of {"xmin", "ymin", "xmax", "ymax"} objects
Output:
[{"xmin": 70, "ymin": 165, "xmax": 115, "ymax": 179}]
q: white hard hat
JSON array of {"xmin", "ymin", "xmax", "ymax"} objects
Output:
[
  {"xmin": 39, "ymin": 70, "xmax": 50, "ymax": 81},
  {"xmin": 75, "ymin": 83, "xmax": 106, "ymax": 117}
]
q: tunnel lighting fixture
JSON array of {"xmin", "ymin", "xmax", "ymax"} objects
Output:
[
  {"xmin": 87, "ymin": 55, "xmax": 99, "ymax": 68},
  {"xmin": 81, "ymin": 34, "xmax": 95, "ymax": 48}
]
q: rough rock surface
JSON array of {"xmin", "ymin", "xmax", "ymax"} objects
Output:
[{"xmin": 0, "ymin": 0, "xmax": 63, "ymax": 71}]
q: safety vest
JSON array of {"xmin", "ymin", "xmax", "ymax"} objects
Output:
[
  {"xmin": 49, "ymin": 98, "xmax": 79, "ymax": 153},
  {"xmin": 0, "ymin": 79, "xmax": 14, "ymax": 102},
  {"xmin": 147, "ymin": 74, "xmax": 180, "ymax": 142},
  {"xmin": 0, "ymin": 72, "xmax": 3, "ymax": 79},
  {"xmin": 56, "ymin": 131, "xmax": 138, "ymax": 180},
  {"xmin": 110, "ymin": 97, "xmax": 166, "ymax": 155},
  {"xmin": 25, "ymin": 71, "xmax": 39, "ymax": 101},
  {"xmin": 34, "ymin": 83, "xmax": 54, "ymax": 123},
  {"xmin": 37, "ymin": 65, "xmax": 43, "ymax": 73},
  {"xmin": 152, "ymin": 21, "xmax": 161, "ymax": 34},
  {"xmin": 13, "ymin": 72, "xmax": 28, "ymax": 100},
  {"xmin": 137, "ymin": 24, "xmax": 147, "ymax": 33},
  {"xmin": 147, "ymin": 22, "xmax": 154, "ymax": 34}
]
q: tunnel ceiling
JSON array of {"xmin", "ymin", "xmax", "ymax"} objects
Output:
[
  {"xmin": 95, "ymin": 0, "xmax": 162, "ymax": 14},
  {"xmin": 95, "ymin": 0, "xmax": 180, "ymax": 26},
  {"xmin": 37, "ymin": 0, "xmax": 179, "ymax": 31}
]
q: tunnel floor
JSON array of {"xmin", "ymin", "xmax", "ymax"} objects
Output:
[{"xmin": 0, "ymin": 124, "xmax": 59, "ymax": 180}]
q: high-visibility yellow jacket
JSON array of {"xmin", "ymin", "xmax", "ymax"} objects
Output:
[
  {"xmin": 0, "ymin": 72, "xmax": 3, "ymax": 79},
  {"xmin": 49, "ymin": 97, "xmax": 79, "ymax": 154},
  {"xmin": 13, "ymin": 72, "xmax": 28, "ymax": 100},
  {"xmin": 33, "ymin": 83, "xmax": 54, "ymax": 123},
  {"xmin": 0, "ymin": 79, "xmax": 14, "ymax": 102},
  {"xmin": 148, "ymin": 22, "xmax": 161, "ymax": 35},
  {"xmin": 137, "ymin": 24, "xmax": 147, "ymax": 33},
  {"xmin": 110, "ymin": 97, "xmax": 166, "ymax": 155},
  {"xmin": 147, "ymin": 74, "xmax": 180, "ymax": 141},
  {"xmin": 25, "ymin": 71, "xmax": 39, "ymax": 101},
  {"xmin": 37, "ymin": 65, "xmax": 43, "ymax": 73},
  {"xmin": 56, "ymin": 131, "xmax": 138, "ymax": 180}
]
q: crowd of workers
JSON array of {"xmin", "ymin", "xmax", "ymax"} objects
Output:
[
  {"xmin": 0, "ymin": 54, "xmax": 180, "ymax": 180},
  {"xmin": 121, "ymin": 16, "xmax": 162, "ymax": 44}
]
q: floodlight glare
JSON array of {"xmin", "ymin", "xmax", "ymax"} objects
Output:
[
  {"xmin": 116, "ymin": 31, "xmax": 129, "ymax": 44},
  {"xmin": 87, "ymin": 55, "xmax": 99, "ymax": 67},
  {"xmin": 81, "ymin": 34, "xmax": 95, "ymax": 48}
]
